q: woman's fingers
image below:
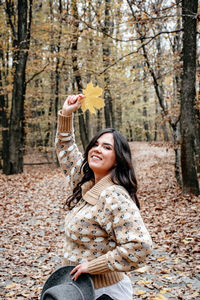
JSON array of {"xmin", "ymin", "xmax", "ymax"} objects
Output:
[
  {"xmin": 70, "ymin": 261, "xmax": 89, "ymax": 281},
  {"xmin": 68, "ymin": 94, "xmax": 84, "ymax": 105},
  {"xmin": 70, "ymin": 264, "xmax": 80, "ymax": 274},
  {"xmin": 70, "ymin": 264, "xmax": 81, "ymax": 281},
  {"xmin": 62, "ymin": 94, "xmax": 84, "ymax": 115}
]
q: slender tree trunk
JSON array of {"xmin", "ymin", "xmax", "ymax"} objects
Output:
[
  {"xmin": 154, "ymin": 101, "xmax": 158, "ymax": 141},
  {"xmin": 171, "ymin": 0, "xmax": 182, "ymax": 185},
  {"xmin": 115, "ymin": 98, "xmax": 122, "ymax": 131},
  {"xmin": 0, "ymin": 40, "xmax": 9, "ymax": 171},
  {"xmin": 103, "ymin": 0, "xmax": 115, "ymax": 128},
  {"xmin": 4, "ymin": 0, "xmax": 32, "ymax": 174},
  {"xmin": 71, "ymin": 0, "xmax": 89, "ymax": 149},
  {"xmin": 96, "ymin": 110, "xmax": 102, "ymax": 133},
  {"xmin": 197, "ymin": 61, "xmax": 200, "ymax": 172},
  {"xmin": 143, "ymin": 70, "xmax": 150, "ymax": 141},
  {"xmin": 155, "ymin": 24, "xmax": 169, "ymax": 141},
  {"xmin": 55, "ymin": 0, "xmax": 62, "ymax": 120},
  {"xmin": 172, "ymin": 122, "xmax": 182, "ymax": 186},
  {"xmin": 180, "ymin": 0, "xmax": 199, "ymax": 195}
]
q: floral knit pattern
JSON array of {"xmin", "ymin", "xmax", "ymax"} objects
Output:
[{"xmin": 55, "ymin": 112, "xmax": 153, "ymax": 288}]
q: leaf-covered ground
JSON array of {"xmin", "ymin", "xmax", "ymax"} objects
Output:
[{"xmin": 1, "ymin": 142, "xmax": 200, "ymax": 299}]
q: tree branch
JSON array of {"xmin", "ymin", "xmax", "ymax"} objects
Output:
[
  {"xmin": 65, "ymin": 13, "xmax": 183, "ymax": 43},
  {"xmin": 26, "ymin": 63, "xmax": 49, "ymax": 85},
  {"xmin": 98, "ymin": 34, "xmax": 161, "ymax": 75}
]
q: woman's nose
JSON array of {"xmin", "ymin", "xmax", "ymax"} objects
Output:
[{"xmin": 94, "ymin": 145, "xmax": 101, "ymax": 152}]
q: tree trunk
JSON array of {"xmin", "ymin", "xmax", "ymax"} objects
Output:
[
  {"xmin": 180, "ymin": 0, "xmax": 199, "ymax": 195},
  {"xmin": 172, "ymin": 122, "xmax": 182, "ymax": 186},
  {"xmin": 103, "ymin": 0, "xmax": 115, "ymax": 128},
  {"xmin": 55, "ymin": 0, "xmax": 62, "ymax": 121},
  {"xmin": 196, "ymin": 60, "xmax": 200, "ymax": 172},
  {"xmin": 4, "ymin": 0, "xmax": 32, "ymax": 174},
  {"xmin": 143, "ymin": 70, "xmax": 150, "ymax": 141},
  {"xmin": 71, "ymin": 0, "xmax": 89, "ymax": 149},
  {"xmin": 170, "ymin": 0, "xmax": 182, "ymax": 185},
  {"xmin": 154, "ymin": 101, "xmax": 158, "ymax": 141},
  {"xmin": 0, "ymin": 37, "xmax": 9, "ymax": 171}
]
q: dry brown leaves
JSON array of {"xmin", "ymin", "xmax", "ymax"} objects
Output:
[{"xmin": 1, "ymin": 142, "xmax": 200, "ymax": 299}]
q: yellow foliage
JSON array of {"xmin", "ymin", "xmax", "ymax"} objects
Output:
[{"xmin": 81, "ymin": 82, "xmax": 105, "ymax": 114}]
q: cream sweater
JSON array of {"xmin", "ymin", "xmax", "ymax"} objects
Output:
[{"xmin": 56, "ymin": 112, "xmax": 152, "ymax": 289}]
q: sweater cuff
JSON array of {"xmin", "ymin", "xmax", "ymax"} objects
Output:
[
  {"xmin": 57, "ymin": 110, "xmax": 73, "ymax": 132},
  {"xmin": 88, "ymin": 255, "xmax": 110, "ymax": 274}
]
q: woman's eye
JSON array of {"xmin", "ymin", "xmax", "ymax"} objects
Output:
[{"xmin": 104, "ymin": 145, "xmax": 111, "ymax": 150}]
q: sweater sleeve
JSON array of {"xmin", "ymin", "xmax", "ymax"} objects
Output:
[
  {"xmin": 88, "ymin": 186, "xmax": 152, "ymax": 274},
  {"xmin": 55, "ymin": 111, "xmax": 83, "ymax": 192}
]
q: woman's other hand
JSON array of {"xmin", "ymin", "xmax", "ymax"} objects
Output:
[
  {"xmin": 70, "ymin": 261, "xmax": 89, "ymax": 281},
  {"xmin": 62, "ymin": 94, "xmax": 84, "ymax": 116}
]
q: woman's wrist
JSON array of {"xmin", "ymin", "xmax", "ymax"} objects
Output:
[
  {"xmin": 61, "ymin": 109, "xmax": 73, "ymax": 117},
  {"xmin": 58, "ymin": 111, "xmax": 73, "ymax": 132}
]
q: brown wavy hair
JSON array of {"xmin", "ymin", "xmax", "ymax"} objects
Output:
[{"xmin": 66, "ymin": 128, "xmax": 140, "ymax": 209}]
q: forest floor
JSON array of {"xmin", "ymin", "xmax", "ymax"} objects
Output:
[{"xmin": 1, "ymin": 142, "xmax": 200, "ymax": 300}]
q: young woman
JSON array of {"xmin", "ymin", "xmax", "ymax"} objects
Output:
[{"xmin": 55, "ymin": 94, "xmax": 152, "ymax": 300}]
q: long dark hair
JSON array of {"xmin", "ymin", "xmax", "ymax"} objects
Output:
[{"xmin": 66, "ymin": 128, "xmax": 140, "ymax": 209}]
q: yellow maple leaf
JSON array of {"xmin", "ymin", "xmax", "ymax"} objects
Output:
[{"xmin": 81, "ymin": 82, "xmax": 104, "ymax": 114}]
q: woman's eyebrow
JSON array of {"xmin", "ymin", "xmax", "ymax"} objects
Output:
[{"xmin": 102, "ymin": 142, "xmax": 113, "ymax": 147}]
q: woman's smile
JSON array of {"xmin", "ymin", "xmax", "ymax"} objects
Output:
[{"xmin": 90, "ymin": 155, "xmax": 102, "ymax": 160}]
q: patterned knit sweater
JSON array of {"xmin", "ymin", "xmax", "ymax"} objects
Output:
[{"xmin": 56, "ymin": 112, "xmax": 153, "ymax": 289}]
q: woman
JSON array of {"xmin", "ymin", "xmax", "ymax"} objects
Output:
[{"xmin": 55, "ymin": 94, "xmax": 152, "ymax": 300}]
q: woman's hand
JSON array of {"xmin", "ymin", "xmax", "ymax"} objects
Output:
[
  {"xmin": 70, "ymin": 261, "xmax": 89, "ymax": 281},
  {"xmin": 62, "ymin": 94, "xmax": 84, "ymax": 116}
]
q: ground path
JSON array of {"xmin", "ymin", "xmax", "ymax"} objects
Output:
[{"xmin": 1, "ymin": 142, "xmax": 199, "ymax": 299}]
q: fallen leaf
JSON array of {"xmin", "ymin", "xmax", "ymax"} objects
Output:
[
  {"xmin": 137, "ymin": 290, "xmax": 146, "ymax": 295},
  {"xmin": 154, "ymin": 295, "xmax": 168, "ymax": 300},
  {"xmin": 157, "ymin": 256, "xmax": 166, "ymax": 262},
  {"xmin": 160, "ymin": 288, "xmax": 171, "ymax": 294},
  {"xmin": 134, "ymin": 265, "xmax": 150, "ymax": 273},
  {"xmin": 5, "ymin": 283, "xmax": 17, "ymax": 289},
  {"xmin": 137, "ymin": 279, "xmax": 152, "ymax": 285},
  {"xmin": 81, "ymin": 82, "xmax": 104, "ymax": 114}
]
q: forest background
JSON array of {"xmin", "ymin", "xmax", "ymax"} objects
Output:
[
  {"xmin": 1, "ymin": 1, "xmax": 200, "ymax": 299},
  {"xmin": 0, "ymin": 0, "xmax": 200, "ymax": 194}
]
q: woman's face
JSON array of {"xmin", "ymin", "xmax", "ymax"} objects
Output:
[{"xmin": 88, "ymin": 133, "xmax": 116, "ymax": 182}]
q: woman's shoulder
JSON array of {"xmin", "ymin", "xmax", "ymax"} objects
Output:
[
  {"xmin": 99, "ymin": 183, "xmax": 133, "ymax": 205},
  {"xmin": 98, "ymin": 184, "xmax": 139, "ymax": 219}
]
